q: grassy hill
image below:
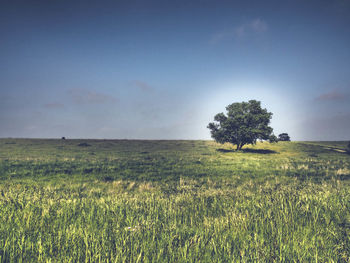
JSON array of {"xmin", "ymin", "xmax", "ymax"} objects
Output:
[{"xmin": 0, "ymin": 139, "xmax": 349, "ymax": 262}]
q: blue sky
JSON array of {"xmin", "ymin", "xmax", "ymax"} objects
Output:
[{"xmin": 1, "ymin": 0, "xmax": 350, "ymax": 140}]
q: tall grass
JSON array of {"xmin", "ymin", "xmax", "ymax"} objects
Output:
[{"xmin": 0, "ymin": 139, "xmax": 349, "ymax": 262}]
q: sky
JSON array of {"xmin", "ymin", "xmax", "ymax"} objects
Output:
[{"xmin": 1, "ymin": 0, "xmax": 350, "ymax": 141}]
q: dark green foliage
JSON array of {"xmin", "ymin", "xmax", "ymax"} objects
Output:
[
  {"xmin": 347, "ymin": 141, "xmax": 350, "ymax": 153},
  {"xmin": 268, "ymin": 134, "xmax": 279, "ymax": 143},
  {"xmin": 278, "ymin": 133, "xmax": 291, "ymax": 141},
  {"xmin": 208, "ymin": 100, "xmax": 273, "ymax": 150}
]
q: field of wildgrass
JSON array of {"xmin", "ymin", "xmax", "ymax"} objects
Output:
[{"xmin": 0, "ymin": 139, "xmax": 349, "ymax": 262}]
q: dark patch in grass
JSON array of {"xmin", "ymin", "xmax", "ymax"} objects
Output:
[
  {"xmin": 83, "ymin": 168, "xmax": 93, "ymax": 174},
  {"xmin": 140, "ymin": 151, "xmax": 149, "ymax": 154},
  {"xmin": 339, "ymin": 174, "xmax": 350, "ymax": 180},
  {"xmin": 5, "ymin": 142, "xmax": 16, "ymax": 144},
  {"xmin": 77, "ymin": 143, "xmax": 91, "ymax": 147},
  {"xmin": 242, "ymin": 148, "xmax": 278, "ymax": 154},
  {"xmin": 102, "ymin": 176, "xmax": 114, "ymax": 182},
  {"xmin": 64, "ymin": 169, "xmax": 72, "ymax": 175},
  {"xmin": 217, "ymin": 148, "xmax": 277, "ymax": 154},
  {"xmin": 217, "ymin": 148, "xmax": 235, "ymax": 153}
]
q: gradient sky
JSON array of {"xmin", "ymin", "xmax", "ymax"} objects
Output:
[{"xmin": 1, "ymin": 0, "xmax": 350, "ymax": 140}]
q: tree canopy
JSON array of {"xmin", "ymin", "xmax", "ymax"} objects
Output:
[
  {"xmin": 278, "ymin": 133, "xmax": 291, "ymax": 141},
  {"xmin": 207, "ymin": 100, "xmax": 274, "ymax": 150}
]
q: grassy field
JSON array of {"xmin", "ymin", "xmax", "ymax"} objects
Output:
[{"xmin": 0, "ymin": 139, "xmax": 349, "ymax": 262}]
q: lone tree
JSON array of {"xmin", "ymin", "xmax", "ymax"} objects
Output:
[
  {"xmin": 278, "ymin": 133, "xmax": 291, "ymax": 141},
  {"xmin": 207, "ymin": 100, "xmax": 274, "ymax": 150}
]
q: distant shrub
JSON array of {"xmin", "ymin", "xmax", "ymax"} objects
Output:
[
  {"xmin": 278, "ymin": 133, "xmax": 291, "ymax": 141},
  {"xmin": 347, "ymin": 141, "xmax": 350, "ymax": 154},
  {"xmin": 61, "ymin": 137, "xmax": 66, "ymax": 140}
]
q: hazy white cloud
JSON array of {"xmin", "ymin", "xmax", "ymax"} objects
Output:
[
  {"xmin": 133, "ymin": 80, "xmax": 154, "ymax": 92},
  {"xmin": 43, "ymin": 102, "xmax": 64, "ymax": 109},
  {"xmin": 315, "ymin": 90, "xmax": 349, "ymax": 101},
  {"xmin": 250, "ymin": 18, "xmax": 268, "ymax": 33},
  {"xmin": 211, "ymin": 18, "xmax": 268, "ymax": 44},
  {"xmin": 68, "ymin": 89, "xmax": 117, "ymax": 104}
]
